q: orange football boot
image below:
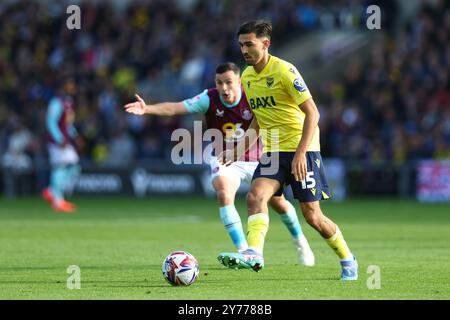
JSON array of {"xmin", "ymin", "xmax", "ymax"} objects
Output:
[
  {"xmin": 42, "ymin": 188, "xmax": 54, "ymax": 203},
  {"xmin": 52, "ymin": 200, "xmax": 77, "ymax": 213}
]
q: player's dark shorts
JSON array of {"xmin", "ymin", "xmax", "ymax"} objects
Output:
[{"xmin": 252, "ymin": 152, "xmax": 331, "ymax": 202}]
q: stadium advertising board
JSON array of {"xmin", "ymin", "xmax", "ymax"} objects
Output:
[
  {"xmin": 417, "ymin": 161, "xmax": 450, "ymax": 202},
  {"xmin": 64, "ymin": 159, "xmax": 347, "ymax": 199},
  {"xmin": 69, "ymin": 166, "xmax": 205, "ymax": 196}
]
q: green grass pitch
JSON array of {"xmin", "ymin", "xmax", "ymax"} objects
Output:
[{"xmin": 0, "ymin": 196, "xmax": 449, "ymax": 299}]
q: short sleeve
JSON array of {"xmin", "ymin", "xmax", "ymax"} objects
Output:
[
  {"xmin": 46, "ymin": 98, "xmax": 64, "ymax": 144},
  {"xmin": 182, "ymin": 89, "xmax": 210, "ymax": 114},
  {"xmin": 281, "ymin": 64, "xmax": 312, "ymax": 106}
]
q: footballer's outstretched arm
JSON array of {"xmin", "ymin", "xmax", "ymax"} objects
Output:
[{"xmin": 124, "ymin": 94, "xmax": 189, "ymax": 117}]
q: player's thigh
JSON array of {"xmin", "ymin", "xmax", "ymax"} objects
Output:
[
  {"xmin": 248, "ymin": 177, "xmax": 282, "ymax": 204},
  {"xmin": 299, "ymin": 200, "xmax": 321, "ymax": 216},
  {"xmin": 299, "ymin": 200, "xmax": 325, "ymax": 225},
  {"xmin": 251, "ymin": 152, "xmax": 291, "ymax": 197},
  {"xmin": 48, "ymin": 144, "xmax": 79, "ymax": 167},
  {"xmin": 212, "ymin": 174, "xmax": 240, "ymax": 196},
  {"xmin": 210, "ymin": 157, "xmax": 240, "ymax": 185}
]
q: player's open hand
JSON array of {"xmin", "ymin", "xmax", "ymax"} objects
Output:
[
  {"xmin": 217, "ymin": 149, "xmax": 236, "ymax": 166},
  {"xmin": 124, "ymin": 94, "xmax": 147, "ymax": 115},
  {"xmin": 292, "ymin": 151, "xmax": 307, "ymax": 182}
]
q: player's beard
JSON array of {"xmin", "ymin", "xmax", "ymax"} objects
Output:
[{"xmin": 243, "ymin": 55, "xmax": 254, "ymax": 65}]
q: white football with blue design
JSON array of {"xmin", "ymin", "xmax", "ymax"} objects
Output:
[{"xmin": 162, "ymin": 251, "xmax": 199, "ymax": 286}]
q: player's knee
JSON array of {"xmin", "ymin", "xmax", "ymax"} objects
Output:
[
  {"xmin": 304, "ymin": 213, "xmax": 321, "ymax": 228},
  {"xmin": 247, "ymin": 189, "xmax": 268, "ymax": 210},
  {"xmin": 216, "ymin": 189, "xmax": 233, "ymax": 206},
  {"xmin": 301, "ymin": 205, "xmax": 323, "ymax": 228}
]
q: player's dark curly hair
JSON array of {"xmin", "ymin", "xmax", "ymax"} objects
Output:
[{"xmin": 237, "ymin": 20, "xmax": 272, "ymax": 39}]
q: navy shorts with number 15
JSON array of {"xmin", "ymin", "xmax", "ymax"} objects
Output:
[{"xmin": 252, "ymin": 151, "xmax": 331, "ymax": 202}]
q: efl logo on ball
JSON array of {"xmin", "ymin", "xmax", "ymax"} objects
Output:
[{"xmin": 162, "ymin": 251, "xmax": 199, "ymax": 286}]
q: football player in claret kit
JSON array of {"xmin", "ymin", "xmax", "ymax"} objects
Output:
[
  {"xmin": 124, "ymin": 62, "xmax": 315, "ymax": 266},
  {"xmin": 217, "ymin": 21, "xmax": 358, "ymax": 280},
  {"xmin": 42, "ymin": 77, "xmax": 81, "ymax": 213}
]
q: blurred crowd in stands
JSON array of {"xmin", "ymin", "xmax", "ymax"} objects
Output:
[
  {"xmin": 0, "ymin": 0, "xmax": 448, "ymax": 178},
  {"xmin": 318, "ymin": 0, "xmax": 449, "ymax": 164}
]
